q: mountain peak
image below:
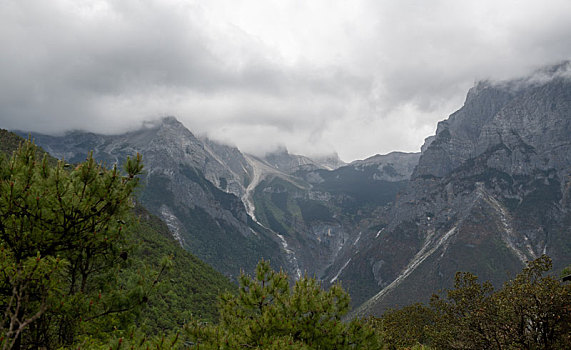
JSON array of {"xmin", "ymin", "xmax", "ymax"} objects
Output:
[
  {"xmin": 264, "ymin": 145, "xmax": 290, "ymax": 157},
  {"xmin": 140, "ymin": 116, "xmax": 185, "ymax": 131},
  {"xmin": 160, "ymin": 116, "xmax": 182, "ymax": 126}
]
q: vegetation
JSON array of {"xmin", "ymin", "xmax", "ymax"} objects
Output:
[
  {"xmin": 129, "ymin": 204, "xmax": 236, "ymax": 332},
  {"xmin": 0, "ymin": 139, "xmax": 234, "ymax": 349},
  {"xmin": 372, "ymin": 255, "xmax": 571, "ymax": 349},
  {"xmin": 0, "ymin": 130, "xmax": 56, "ymax": 167},
  {"xmin": 370, "ymin": 303, "xmax": 434, "ymax": 349},
  {"xmin": 186, "ymin": 260, "xmax": 380, "ymax": 349},
  {"xmin": 139, "ymin": 165, "xmax": 285, "ymax": 281},
  {"xmin": 0, "ymin": 139, "xmax": 145, "ymax": 348},
  {"xmin": 0, "ymin": 130, "xmax": 26, "ymax": 156}
]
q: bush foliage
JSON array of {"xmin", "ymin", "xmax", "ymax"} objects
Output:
[
  {"xmin": 186, "ymin": 260, "xmax": 380, "ymax": 349},
  {"xmin": 373, "ymin": 255, "xmax": 571, "ymax": 350}
]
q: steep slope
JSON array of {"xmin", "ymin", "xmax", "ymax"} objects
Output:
[
  {"xmin": 22, "ymin": 118, "xmax": 289, "ymax": 279},
  {"xmin": 351, "ymin": 62, "xmax": 571, "ymax": 315},
  {"xmin": 1, "ymin": 129, "xmax": 57, "ymax": 166},
  {"xmin": 131, "ymin": 204, "xmax": 236, "ymax": 330},
  {"xmin": 261, "ymin": 147, "xmax": 346, "ymax": 174},
  {"xmin": 0, "ymin": 131, "xmax": 235, "ymax": 331},
  {"xmin": 251, "ymin": 152, "xmax": 419, "ymax": 280}
]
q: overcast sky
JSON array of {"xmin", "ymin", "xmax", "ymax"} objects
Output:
[{"xmin": 1, "ymin": 0, "xmax": 570, "ymax": 161}]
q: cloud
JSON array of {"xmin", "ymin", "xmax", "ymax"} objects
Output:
[{"xmin": 1, "ymin": 0, "xmax": 570, "ymax": 161}]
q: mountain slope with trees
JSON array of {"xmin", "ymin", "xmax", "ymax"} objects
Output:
[
  {"xmin": 11, "ymin": 62, "xmax": 571, "ymax": 316},
  {"xmin": 0, "ymin": 133, "xmax": 234, "ymax": 348}
]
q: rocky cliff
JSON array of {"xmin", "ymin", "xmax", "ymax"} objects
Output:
[
  {"xmin": 24, "ymin": 118, "xmax": 290, "ymax": 279},
  {"xmin": 350, "ymin": 62, "xmax": 571, "ymax": 315}
]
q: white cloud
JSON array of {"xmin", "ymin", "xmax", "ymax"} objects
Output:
[{"xmin": 1, "ymin": 0, "xmax": 570, "ymax": 160}]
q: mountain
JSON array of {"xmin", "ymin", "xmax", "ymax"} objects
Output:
[
  {"xmin": 23, "ymin": 118, "xmax": 290, "ymax": 279},
  {"xmin": 20, "ymin": 118, "xmax": 416, "ymax": 284},
  {"xmin": 261, "ymin": 147, "xmax": 345, "ymax": 174},
  {"xmin": 245, "ymin": 150, "xmax": 418, "ymax": 279},
  {"xmin": 0, "ymin": 129, "xmax": 235, "ymax": 330},
  {"xmin": 349, "ymin": 62, "xmax": 571, "ymax": 316}
]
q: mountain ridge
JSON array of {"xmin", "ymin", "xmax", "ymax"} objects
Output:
[
  {"xmin": 350, "ymin": 62, "xmax": 571, "ymax": 316},
  {"xmin": 18, "ymin": 116, "xmax": 417, "ymax": 286}
]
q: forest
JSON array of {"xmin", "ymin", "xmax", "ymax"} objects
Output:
[{"xmin": 1, "ymin": 136, "xmax": 570, "ymax": 349}]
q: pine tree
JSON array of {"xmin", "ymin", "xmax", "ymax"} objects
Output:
[
  {"xmin": 0, "ymin": 139, "xmax": 145, "ymax": 349},
  {"xmin": 186, "ymin": 259, "xmax": 380, "ymax": 349}
]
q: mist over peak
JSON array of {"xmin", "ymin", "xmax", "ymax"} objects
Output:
[{"xmin": 2, "ymin": 1, "xmax": 570, "ymax": 161}]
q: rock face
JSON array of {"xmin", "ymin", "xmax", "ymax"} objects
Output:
[
  {"xmin": 251, "ymin": 151, "xmax": 419, "ymax": 280},
  {"xmin": 260, "ymin": 148, "xmax": 346, "ymax": 174},
  {"xmin": 24, "ymin": 117, "xmax": 289, "ymax": 279},
  {"xmin": 350, "ymin": 152, "xmax": 421, "ymax": 182},
  {"xmin": 23, "ymin": 117, "xmax": 417, "ymax": 283},
  {"xmin": 350, "ymin": 62, "xmax": 571, "ymax": 316}
]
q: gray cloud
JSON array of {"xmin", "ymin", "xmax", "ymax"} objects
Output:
[{"xmin": 1, "ymin": 0, "xmax": 570, "ymax": 161}]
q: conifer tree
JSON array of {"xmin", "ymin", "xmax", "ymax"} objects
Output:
[
  {"xmin": 0, "ymin": 140, "xmax": 144, "ymax": 349},
  {"xmin": 186, "ymin": 259, "xmax": 380, "ymax": 349}
]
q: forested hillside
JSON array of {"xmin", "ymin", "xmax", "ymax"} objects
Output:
[{"xmin": 0, "ymin": 132, "xmax": 234, "ymax": 348}]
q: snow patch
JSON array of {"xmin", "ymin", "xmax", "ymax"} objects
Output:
[
  {"xmin": 159, "ymin": 205, "xmax": 185, "ymax": 246},
  {"xmin": 353, "ymin": 232, "xmax": 362, "ymax": 245},
  {"xmin": 330, "ymin": 258, "xmax": 352, "ymax": 283},
  {"xmin": 358, "ymin": 226, "xmax": 458, "ymax": 317},
  {"xmin": 276, "ymin": 233, "xmax": 302, "ymax": 280}
]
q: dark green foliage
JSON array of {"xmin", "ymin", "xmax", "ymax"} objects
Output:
[
  {"xmin": 129, "ymin": 205, "xmax": 235, "ymax": 331},
  {"xmin": 139, "ymin": 173, "xmax": 175, "ymax": 208},
  {"xmin": 271, "ymin": 191, "xmax": 289, "ymax": 212},
  {"xmin": 430, "ymin": 255, "xmax": 571, "ymax": 349},
  {"xmin": 428, "ymin": 272, "xmax": 499, "ymax": 349},
  {"xmin": 186, "ymin": 260, "xmax": 381, "ymax": 349},
  {"xmin": 311, "ymin": 167, "xmax": 406, "ymax": 210},
  {"xmin": 0, "ymin": 137, "xmax": 235, "ymax": 348},
  {"xmin": 173, "ymin": 204, "xmax": 279, "ymax": 278},
  {"xmin": 0, "ymin": 130, "xmax": 27, "ymax": 156},
  {"xmin": 0, "ymin": 129, "xmax": 57, "ymax": 166},
  {"xmin": 253, "ymin": 178, "xmax": 301, "ymax": 236},
  {"xmin": 139, "ymin": 164, "xmax": 285, "ymax": 280},
  {"xmin": 297, "ymin": 199, "xmax": 332, "ymax": 223},
  {"xmin": 370, "ymin": 303, "xmax": 435, "ymax": 349},
  {"xmin": 0, "ymin": 140, "xmax": 145, "ymax": 348},
  {"xmin": 489, "ymin": 256, "xmax": 571, "ymax": 349},
  {"xmin": 371, "ymin": 255, "xmax": 571, "ymax": 350}
]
